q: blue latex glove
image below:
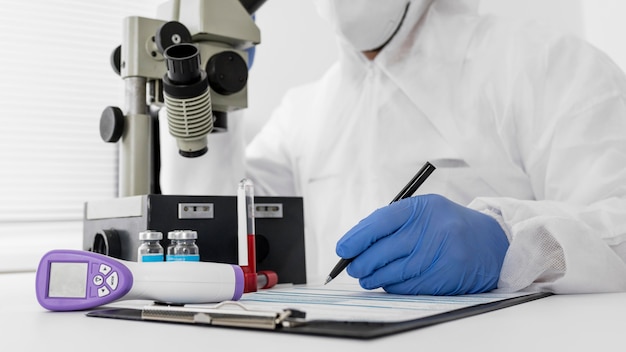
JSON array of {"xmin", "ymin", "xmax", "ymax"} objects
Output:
[
  {"xmin": 246, "ymin": 45, "xmax": 255, "ymax": 70},
  {"xmin": 336, "ymin": 194, "xmax": 509, "ymax": 295},
  {"xmin": 246, "ymin": 14, "xmax": 256, "ymax": 70}
]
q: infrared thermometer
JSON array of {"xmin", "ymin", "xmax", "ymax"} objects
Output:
[{"xmin": 35, "ymin": 249, "xmax": 244, "ymax": 311}]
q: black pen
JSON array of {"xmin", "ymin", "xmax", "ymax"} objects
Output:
[{"xmin": 324, "ymin": 161, "xmax": 436, "ymax": 285}]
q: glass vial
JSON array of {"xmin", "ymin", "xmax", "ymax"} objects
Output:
[
  {"xmin": 137, "ymin": 230, "xmax": 164, "ymax": 262},
  {"xmin": 166, "ymin": 230, "xmax": 200, "ymax": 262}
]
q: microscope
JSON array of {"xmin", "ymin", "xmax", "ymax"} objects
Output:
[{"xmin": 83, "ymin": 0, "xmax": 306, "ymax": 287}]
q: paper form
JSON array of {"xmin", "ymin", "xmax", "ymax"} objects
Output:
[{"xmin": 234, "ymin": 284, "xmax": 536, "ymax": 323}]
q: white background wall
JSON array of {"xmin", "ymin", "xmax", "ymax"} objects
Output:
[
  {"xmin": 581, "ymin": 0, "xmax": 626, "ymax": 73},
  {"xmin": 246, "ymin": 0, "xmax": 626, "ymax": 143}
]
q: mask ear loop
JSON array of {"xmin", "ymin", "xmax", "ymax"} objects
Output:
[{"xmin": 367, "ymin": 2, "xmax": 411, "ymax": 53}]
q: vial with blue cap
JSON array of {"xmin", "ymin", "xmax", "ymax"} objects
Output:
[
  {"xmin": 137, "ymin": 230, "xmax": 164, "ymax": 262},
  {"xmin": 166, "ymin": 230, "xmax": 200, "ymax": 262}
]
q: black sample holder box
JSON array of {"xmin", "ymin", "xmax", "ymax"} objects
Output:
[{"xmin": 83, "ymin": 195, "xmax": 306, "ymax": 285}]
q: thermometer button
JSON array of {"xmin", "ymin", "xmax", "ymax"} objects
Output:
[
  {"xmin": 99, "ymin": 264, "xmax": 112, "ymax": 276},
  {"xmin": 106, "ymin": 272, "xmax": 119, "ymax": 290},
  {"xmin": 97, "ymin": 286, "xmax": 110, "ymax": 297}
]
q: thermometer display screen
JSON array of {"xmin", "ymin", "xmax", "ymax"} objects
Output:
[{"xmin": 48, "ymin": 262, "xmax": 88, "ymax": 298}]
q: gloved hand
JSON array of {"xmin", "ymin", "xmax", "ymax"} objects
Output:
[{"xmin": 336, "ymin": 194, "xmax": 509, "ymax": 295}]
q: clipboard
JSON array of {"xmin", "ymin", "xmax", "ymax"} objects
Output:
[{"xmin": 86, "ymin": 286, "xmax": 551, "ymax": 339}]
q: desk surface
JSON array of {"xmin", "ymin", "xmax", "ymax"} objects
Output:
[{"xmin": 2, "ymin": 272, "xmax": 624, "ymax": 351}]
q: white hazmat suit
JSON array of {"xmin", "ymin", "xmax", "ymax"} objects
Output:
[
  {"xmin": 162, "ymin": 0, "xmax": 626, "ymax": 294},
  {"xmin": 245, "ymin": 0, "xmax": 626, "ymax": 293}
]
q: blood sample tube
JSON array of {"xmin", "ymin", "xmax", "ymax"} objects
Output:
[{"xmin": 238, "ymin": 178, "xmax": 257, "ymax": 292}]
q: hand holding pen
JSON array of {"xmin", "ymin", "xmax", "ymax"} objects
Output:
[
  {"xmin": 325, "ymin": 161, "xmax": 510, "ymax": 295},
  {"xmin": 325, "ymin": 161, "xmax": 436, "ymax": 284}
]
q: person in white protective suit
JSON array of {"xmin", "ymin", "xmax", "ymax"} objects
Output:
[{"xmin": 161, "ymin": 0, "xmax": 626, "ymax": 295}]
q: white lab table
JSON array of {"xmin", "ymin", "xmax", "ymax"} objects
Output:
[{"xmin": 1, "ymin": 272, "xmax": 624, "ymax": 351}]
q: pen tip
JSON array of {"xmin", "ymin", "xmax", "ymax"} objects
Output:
[{"xmin": 324, "ymin": 276, "xmax": 332, "ymax": 285}]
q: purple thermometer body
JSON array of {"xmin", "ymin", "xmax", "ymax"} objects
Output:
[{"xmin": 36, "ymin": 250, "xmax": 244, "ymax": 311}]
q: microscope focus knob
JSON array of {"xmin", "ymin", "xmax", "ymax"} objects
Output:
[
  {"xmin": 155, "ymin": 21, "xmax": 192, "ymax": 54},
  {"xmin": 206, "ymin": 51, "xmax": 248, "ymax": 95},
  {"xmin": 100, "ymin": 106, "xmax": 125, "ymax": 143},
  {"xmin": 110, "ymin": 45, "xmax": 121, "ymax": 76}
]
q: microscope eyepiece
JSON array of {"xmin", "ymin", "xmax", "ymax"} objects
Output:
[
  {"xmin": 162, "ymin": 43, "xmax": 213, "ymax": 158},
  {"xmin": 164, "ymin": 43, "xmax": 202, "ymax": 85}
]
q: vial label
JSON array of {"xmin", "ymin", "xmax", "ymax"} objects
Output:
[
  {"xmin": 166, "ymin": 254, "xmax": 200, "ymax": 262},
  {"xmin": 139, "ymin": 254, "xmax": 164, "ymax": 262}
]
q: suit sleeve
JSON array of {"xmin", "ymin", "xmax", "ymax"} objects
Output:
[{"xmin": 471, "ymin": 34, "xmax": 626, "ymax": 294}]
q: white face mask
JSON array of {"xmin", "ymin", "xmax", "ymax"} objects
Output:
[{"xmin": 316, "ymin": 0, "xmax": 411, "ymax": 52}]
